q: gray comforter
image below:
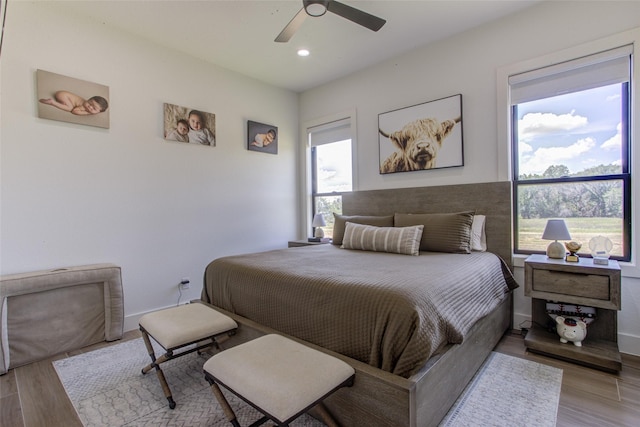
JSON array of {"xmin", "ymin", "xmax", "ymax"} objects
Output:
[{"xmin": 202, "ymin": 245, "xmax": 517, "ymax": 378}]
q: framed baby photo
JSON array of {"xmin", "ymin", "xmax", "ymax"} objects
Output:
[
  {"xmin": 378, "ymin": 94, "xmax": 463, "ymax": 174},
  {"xmin": 37, "ymin": 69, "xmax": 110, "ymax": 129},
  {"xmin": 163, "ymin": 103, "xmax": 216, "ymax": 146},
  {"xmin": 247, "ymin": 120, "xmax": 278, "ymax": 154}
]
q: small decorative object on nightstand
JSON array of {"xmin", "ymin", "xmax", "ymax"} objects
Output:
[
  {"xmin": 524, "ymin": 254, "xmax": 622, "ymax": 372},
  {"xmin": 541, "ymin": 219, "xmax": 571, "ymax": 259},
  {"xmin": 589, "ymin": 235, "xmax": 613, "ymax": 265},
  {"xmin": 312, "ymin": 213, "xmax": 326, "ymax": 238},
  {"xmin": 564, "ymin": 241, "xmax": 581, "ymax": 262},
  {"xmin": 555, "ymin": 316, "xmax": 587, "ymax": 346}
]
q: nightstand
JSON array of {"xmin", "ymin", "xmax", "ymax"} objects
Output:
[
  {"xmin": 524, "ymin": 254, "xmax": 622, "ymax": 372},
  {"xmin": 287, "ymin": 239, "xmax": 331, "ymax": 248}
]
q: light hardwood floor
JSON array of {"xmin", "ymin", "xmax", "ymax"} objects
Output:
[{"xmin": 1, "ymin": 330, "xmax": 639, "ymax": 426}]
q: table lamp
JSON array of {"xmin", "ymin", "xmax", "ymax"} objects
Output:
[
  {"xmin": 542, "ymin": 219, "xmax": 571, "ymax": 259},
  {"xmin": 312, "ymin": 213, "xmax": 326, "ymax": 238}
]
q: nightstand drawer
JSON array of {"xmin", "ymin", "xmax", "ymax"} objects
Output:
[{"xmin": 532, "ymin": 269, "xmax": 610, "ymax": 300}]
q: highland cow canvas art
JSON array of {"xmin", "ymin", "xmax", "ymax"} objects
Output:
[{"xmin": 378, "ymin": 94, "xmax": 463, "ymax": 174}]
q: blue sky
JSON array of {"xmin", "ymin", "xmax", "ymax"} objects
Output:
[{"xmin": 517, "ymin": 84, "xmax": 623, "ymax": 176}]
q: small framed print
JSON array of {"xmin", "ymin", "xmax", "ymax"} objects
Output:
[
  {"xmin": 164, "ymin": 103, "xmax": 216, "ymax": 146},
  {"xmin": 378, "ymin": 94, "xmax": 463, "ymax": 174},
  {"xmin": 37, "ymin": 69, "xmax": 110, "ymax": 129},
  {"xmin": 248, "ymin": 120, "xmax": 278, "ymax": 154}
]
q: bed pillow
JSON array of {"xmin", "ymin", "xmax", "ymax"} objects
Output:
[
  {"xmin": 471, "ymin": 214, "xmax": 487, "ymax": 252},
  {"xmin": 341, "ymin": 222, "xmax": 424, "ymax": 256},
  {"xmin": 332, "ymin": 213, "xmax": 394, "ymax": 245},
  {"xmin": 394, "ymin": 211, "xmax": 474, "ymax": 254}
]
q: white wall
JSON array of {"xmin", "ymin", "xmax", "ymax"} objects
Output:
[
  {"xmin": 0, "ymin": 3, "xmax": 299, "ymax": 330},
  {"xmin": 300, "ymin": 1, "xmax": 640, "ymax": 356},
  {"xmin": 2, "ymin": 1, "xmax": 639, "ymax": 355}
]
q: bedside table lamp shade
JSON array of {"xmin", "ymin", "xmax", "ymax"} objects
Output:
[
  {"xmin": 542, "ymin": 219, "xmax": 571, "ymax": 259},
  {"xmin": 312, "ymin": 213, "xmax": 326, "ymax": 238}
]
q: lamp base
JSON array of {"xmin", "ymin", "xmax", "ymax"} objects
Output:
[
  {"xmin": 546, "ymin": 241, "xmax": 566, "ymax": 259},
  {"xmin": 314, "ymin": 227, "xmax": 325, "ymax": 238}
]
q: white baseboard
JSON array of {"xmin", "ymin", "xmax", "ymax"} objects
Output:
[
  {"xmin": 124, "ymin": 313, "xmax": 144, "ymax": 333},
  {"xmin": 513, "ymin": 312, "xmax": 533, "ymax": 331},
  {"xmin": 618, "ymin": 332, "xmax": 640, "ymax": 357}
]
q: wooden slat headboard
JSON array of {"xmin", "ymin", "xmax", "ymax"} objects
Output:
[{"xmin": 342, "ymin": 181, "xmax": 513, "ymax": 268}]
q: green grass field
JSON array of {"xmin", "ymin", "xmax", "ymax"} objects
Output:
[{"xmin": 517, "ymin": 217, "xmax": 623, "ymax": 256}]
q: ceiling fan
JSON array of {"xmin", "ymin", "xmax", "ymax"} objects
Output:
[{"xmin": 275, "ymin": 0, "xmax": 386, "ymax": 43}]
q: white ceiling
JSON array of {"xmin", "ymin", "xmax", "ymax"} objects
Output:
[{"xmin": 44, "ymin": 0, "xmax": 540, "ymax": 93}]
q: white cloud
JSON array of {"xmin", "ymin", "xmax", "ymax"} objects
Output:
[
  {"xmin": 518, "ymin": 111, "xmax": 588, "ymax": 142},
  {"xmin": 601, "ymin": 122, "xmax": 622, "ymax": 150},
  {"xmin": 520, "ymin": 137, "xmax": 595, "ymax": 175},
  {"xmin": 519, "ymin": 140, "xmax": 533, "ymax": 154}
]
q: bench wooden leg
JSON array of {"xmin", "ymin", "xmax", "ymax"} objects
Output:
[
  {"xmin": 312, "ymin": 403, "xmax": 339, "ymax": 427},
  {"xmin": 140, "ymin": 328, "xmax": 176, "ymax": 409},
  {"xmin": 207, "ymin": 378, "xmax": 241, "ymax": 427}
]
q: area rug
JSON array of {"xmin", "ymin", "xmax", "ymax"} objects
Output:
[
  {"xmin": 54, "ymin": 338, "xmax": 562, "ymax": 426},
  {"xmin": 53, "ymin": 338, "xmax": 323, "ymax": 426},
  {"xmin": 439, "ymin": 352, "xmax": 562, "ymax": 427}
]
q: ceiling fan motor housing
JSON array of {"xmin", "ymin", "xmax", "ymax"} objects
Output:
[
  {"xmin": 304, "ymin": 0, "xmax": 329, "ymax": 17},
  {"xmin": 276, "ymin": 0, "xmax": 385, "ymax": 43}
]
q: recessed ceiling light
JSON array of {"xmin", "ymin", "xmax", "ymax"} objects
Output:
[{"xmin": 297, "ymin": 49, "xmax": 310, "ymax": 57}]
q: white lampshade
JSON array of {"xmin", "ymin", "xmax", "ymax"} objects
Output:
[
  {"xmin": 312, "ymin": 213, "xmax": 326, "ymax": 227},
  {"xmin": 542, "ymin": 219, "xmax": 571, "ymax": 240},
  {"xmin": 542, "ymin": 219, "xmax": 571, "ymax": 259},
  {"xmin": 312, "ymin": 213, "xmax": 326, "ymax": 238}
]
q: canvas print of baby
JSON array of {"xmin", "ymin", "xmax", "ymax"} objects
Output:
[{"xmin": 164, "ymin": 103, "xmax": 216, "ymax": 146}]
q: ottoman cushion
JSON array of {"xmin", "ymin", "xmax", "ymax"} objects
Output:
[
  {"xmin": 139, "ymin": 303, "xmax": 237, "ymax": 349},
  {"xmin": 204, "ymin": 334, "xmax": 354, "ymax": 423}
]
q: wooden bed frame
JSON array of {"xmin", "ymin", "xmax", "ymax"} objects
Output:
[{"xmin": 204, "ymin": 181, "xmax": 513, "ymax": 426}]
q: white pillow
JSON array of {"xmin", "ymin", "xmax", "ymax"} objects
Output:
[
  {"xmin": 471, "ymin": 214, "xmax": 487, "ymax": 252},
  {"xmin": 341, "ymin": 222, "xmax": 424, "ymax": 256}
]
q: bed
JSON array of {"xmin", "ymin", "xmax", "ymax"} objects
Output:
[{"xmin": 201, "ymin": 181, "xmax": 515, "ymax": 426}]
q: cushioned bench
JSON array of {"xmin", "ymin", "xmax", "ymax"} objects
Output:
[
  {"xmin": 139, "ymin": 303, "xmax": 238, "ymax": 408},
  {"xmin": 204, "ymin": 334, "xmax": 355, "ymax": 426}
]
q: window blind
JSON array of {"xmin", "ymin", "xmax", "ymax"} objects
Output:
[
  {"xmin": 308, "ymin": 118, "xmax": 351, "ymax": 147},
  {"xmin": 509, "ymin": 44, "xmax": 632, "ymax": 104}
]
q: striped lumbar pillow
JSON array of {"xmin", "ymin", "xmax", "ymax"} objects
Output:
[{"xmin": 341, "ymin": 222, "xmax": 424, "ymax": 256}]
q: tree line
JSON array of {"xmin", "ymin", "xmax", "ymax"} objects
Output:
[{"xmin": 518, "ymin": 164, "xmax": 623, "ymax": 219}]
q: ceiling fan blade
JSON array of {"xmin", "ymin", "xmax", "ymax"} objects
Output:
[
  {"xmin": 275, "ymin": 8, "xmax": 307, "ymax": 42},
  {"xmin": 327, "ymin": 0, "xmax": 386, "ymax": 32}
]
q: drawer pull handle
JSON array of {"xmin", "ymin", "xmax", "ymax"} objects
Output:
[{"xmin": 547, "ymin": 270, "xmax": 589, "ymax": 277}]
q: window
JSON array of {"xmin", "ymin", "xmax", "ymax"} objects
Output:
[
  {"xmin": 308, "ymin": 118, "xmax": 353, "ymax": 239},
  {"xmin": 510, "ymin": 45, "xmax": 632, "ymax": 261}
]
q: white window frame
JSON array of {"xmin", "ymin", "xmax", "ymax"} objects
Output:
[
  {"xmin": 299, "ymin": 110, "xmax": 357, "ymax": 238},
  {"xmin": 497, "ymin": 28, "xmax": 640, "ymax": 278}
]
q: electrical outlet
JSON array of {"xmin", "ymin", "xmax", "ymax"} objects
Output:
[{"xmin": 179, "ymin": 277, "xmax": 190, "ymax": 290}]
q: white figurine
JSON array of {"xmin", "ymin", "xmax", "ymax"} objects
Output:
[{"xmin": 555, "ymin": 316, "xmax": 587, "ymax": 347}]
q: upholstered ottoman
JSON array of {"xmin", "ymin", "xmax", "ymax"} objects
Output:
[
  {"xmin": 139, "ymin": 303, "xmax": 238, "ymax": 409},
  {"xmin": 203, "ymin": 334, "xmax": 355, "ymax": 426},
  {"xmin": 0, "ymin": 264, "xmax": 124, "ymax": 375}
]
